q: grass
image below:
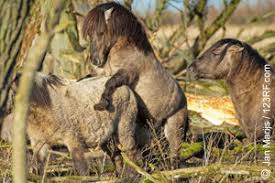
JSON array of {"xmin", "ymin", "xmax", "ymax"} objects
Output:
[{"xmin": 0, "ymin": 121, "xmax": 274, "ymax": 182}]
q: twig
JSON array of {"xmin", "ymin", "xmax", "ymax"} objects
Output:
[
  {"xmin": 41, "ymin": 151, "xmax": 51, "ymax": 183},
  {"xmin": 49, "ymin": 175, "xmax": 118, "ymax": 182},
  {"xmin": 192, "ymin": 0, "xmax": 241, "ymax": 57},
  {"xmin": 120, "ymin": 151, "xmax": 161, "ymax": 183},
  {"xmin": 237, "ymin": 11, "xmax": 275, "ymax": 38},
  {"xmin": 247, "ymin": 30, "xmax": 275, "ymax": 45},
  {"xmin": 123, "ymin": 0, "xmax": 133, "ymax": 10}
]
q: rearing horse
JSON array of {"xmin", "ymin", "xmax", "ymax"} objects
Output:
[{"xmin": 83, "ymin": 2, "xmax": 188, "ymax": 166}]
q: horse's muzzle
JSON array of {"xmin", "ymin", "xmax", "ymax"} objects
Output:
[{"xmin": 187, "ymin": 64, "xmax": 199, "ymax": 81}]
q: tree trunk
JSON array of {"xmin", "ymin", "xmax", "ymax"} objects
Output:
[{"xmin": 0, "ymin": 0, "xmax": 30, "ymax": 116}]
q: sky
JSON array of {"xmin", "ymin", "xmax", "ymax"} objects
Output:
[{"xmin": 117, "ymin": 0, "xmax": 259, "ymax": 16}]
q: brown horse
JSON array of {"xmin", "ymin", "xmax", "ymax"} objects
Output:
[
  {"xmin": 82, "ymin": 2, "xmax": 188, "ymax": 166},
  {"xmin": 6, "ymin": 72, "xmax": 139, "ymax": 175},
  {"xmin": 188, "ymin": 38, "xmax": 275, "ymax": 141}
]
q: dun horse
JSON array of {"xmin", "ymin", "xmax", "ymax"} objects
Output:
[
  {"xmin": 83, "ymin": 2, "xmax": 188, "ymax": 166},
  {"xmin": 6, "ymin": 73, "xmax": 139, "ymax": 175},
  {"xmin": 188, "ymin": 38, "xmax": 274, "ymax": 141}
]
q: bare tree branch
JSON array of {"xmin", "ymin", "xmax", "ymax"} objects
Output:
[
  {"xmin": 146, "ymin": 0, "xmax": 169, "ymax": 32},
  {"xmin": 159, "ymin": 0, "xmax": 208, "ymax": 59},
  {"xmin": 123, "ymin": 0, "xmax": 133, "ymax": 10},
  {"xmin": 247, "ymin": 30, "xmax": 275, "ymax": 45},
  {"xmin": 237, "ymin": 11, "xmax": 275, "ymax": 38},
  {"xmin": 192, "ymin": 0, "xmax": 241, "ymax": 57}
]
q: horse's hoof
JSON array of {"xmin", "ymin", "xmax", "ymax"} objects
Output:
[
  {"xmin": 94, "ymin": 103, "xmax": 107, "ymax": 111},
  {"xmin": 94, "ymin": 99, "xmax": 109, "ymax": 111}
]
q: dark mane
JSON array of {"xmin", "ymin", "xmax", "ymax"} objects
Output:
[
  {"xmin": 82, "ymin": 2, "xmax": 153, "ymax": 54},
  {"xmin": 32, "ymin": 73, "xmax": 65, "ymax": 107},
  {"xmin": 211, "ymin": 38, "xmax": 267, "ymax": 68}
]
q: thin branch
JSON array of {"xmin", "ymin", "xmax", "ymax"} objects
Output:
[
  {"xmin": 146, "ymin": 0, "xmax": 169, "ymax": 32},
  {"xmin": 237, "ymin": 11, "xmax": 275, "ymax": 38},
  {"xmin": 192, "ymin": 0, "xmax": 241, "ymax": 57},
  {"xmin": 247, "ymin": 30, "xmax": 275, "ymax": 45},
  {"xmin": 120, "ymin": 151, "xmax": 161, "ymax": 183},
  {"xmin": 123, "ymin": 0, "xmax": 133, "ymax": 10}
]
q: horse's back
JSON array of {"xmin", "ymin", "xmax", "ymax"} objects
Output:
[
  {"xmin": 50, "ymin": 75, "xmax": 136, "ymax": 147},
  {"xmin": 66, "ymin": 76, "xmax": 133, "ymax": 104}
]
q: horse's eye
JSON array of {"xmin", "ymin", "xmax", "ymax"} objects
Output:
[{"xmin": 212, "ymin": 52, "xmax": 219, "ymax": 57}]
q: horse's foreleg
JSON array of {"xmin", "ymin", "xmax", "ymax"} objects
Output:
[
  {"xmin": 164, "ymin": 107, "xmax": 188, "ymax": 169},
  {"xmin": 94, "ymin": 69, "xmax": 138, "ymax": 111}
]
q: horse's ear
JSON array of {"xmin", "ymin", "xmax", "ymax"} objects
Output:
[
  {"xmin": 104, "ymin": 7, "xmax": 114, "ymax": 24},
  {"xmin": 212, "ymin": 44, "xmax": 228, "ymax": 55},
  {"xmin": 228, "ymin": 45, "xmax": 244, "ymax": 53}
]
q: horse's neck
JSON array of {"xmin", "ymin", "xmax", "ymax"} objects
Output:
[
  {"xmin": 228, "ymin": 57, "xmax": 265, "ymax": 92},
  {"xmin": 228, "ymin": 69, "xmax": 263, "ymax": 96},
  {"xmin": 227, "ymin": 65, "xmax": 264, "ymax": 116}
]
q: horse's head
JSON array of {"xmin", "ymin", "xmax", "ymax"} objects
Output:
[
  {"xmin": 82, "ymin": 2, "xmax": 152, "ymax": 67},
  {"xmin": 188, "ymin": 39, "xmax": 245, "ymax": 80}
]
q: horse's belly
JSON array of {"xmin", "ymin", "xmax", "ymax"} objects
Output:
[{"xmin": 84, "ymin": 114, "xmax": 116, "ymax": 147}]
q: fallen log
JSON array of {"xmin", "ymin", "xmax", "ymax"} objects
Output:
[{"xmin": 186, "ymin": 93, "xmax": 239, "ymax": 126}]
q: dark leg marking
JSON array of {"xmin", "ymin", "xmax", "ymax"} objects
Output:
[{"xmin": 94, "ymin": 69, "xmax": 138, "ymax": 111}]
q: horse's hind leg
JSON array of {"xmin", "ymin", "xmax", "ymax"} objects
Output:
[
  {"xmin": 64, "ymin": 135, "xmax": 89, "ymax": 175},
  {"xmin": 165, "ymin": 107, "xmax": 188, "ymax": 168},
  {"xmin": 116, "ymin": 90, "xmax": 140, "ymax": 175},
  {"xmin": 101, "ymin": 141, "xmax": 124, "ymax": 176},
  {"xmin": 118, "ymin": 95, "xmax": 139, "ymax": 159}
]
